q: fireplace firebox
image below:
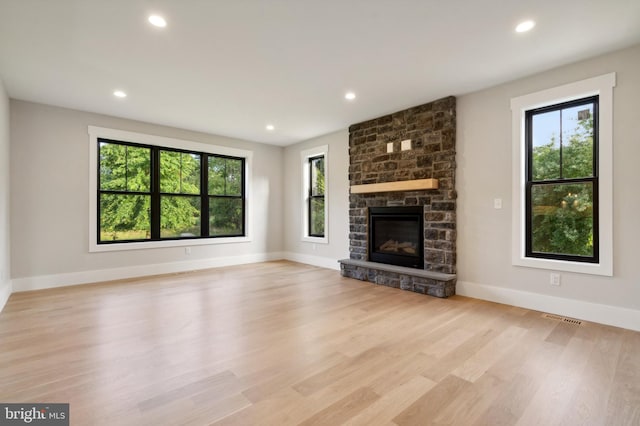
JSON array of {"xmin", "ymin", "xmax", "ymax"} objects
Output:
[{"xmin": 369, "ymin": 206, "xmax": 424, "ymax": 269}]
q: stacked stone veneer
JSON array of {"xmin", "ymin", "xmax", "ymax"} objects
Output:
[{"xmin": 341, "ymin": 96, "xmax": 457, "ymax": 297}]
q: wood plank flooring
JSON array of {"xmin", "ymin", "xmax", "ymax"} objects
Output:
[{"xmin": 0, "ymin": 260, "xmax": 638, "ymax": 425}]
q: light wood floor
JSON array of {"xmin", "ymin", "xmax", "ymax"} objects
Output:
[{"xmin": 1, "ymin": 261, "xmax": 638, "ymax": 425}]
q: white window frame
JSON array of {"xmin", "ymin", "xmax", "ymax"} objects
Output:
[
  {"xmin": 511, "ymin": 73, "xmax": 615, "ymax": 276},
  {"xmin": 301, "ymin": 145, "xmax": 329, "ymax": 244},
  {"xmin": 88, "ymin": 126, "xmax": 253, "ymax": 252}
]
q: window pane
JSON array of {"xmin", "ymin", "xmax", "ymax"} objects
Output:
[
  {"xmin": 160, "ymin": 151, "xmax": 180, "ymax": 193},
  {"xmin": 310, "ymin": 198, "xmax": 324, "ymax": 236},
  {"xmin": 209, "ymin": 157, "xmax": 242, "ymax": 196},
  {"xmin": 531, "ymin": 182, "xmax": 593, "ymax": 257},
  {"xmin": 99, "ymin": 143, "xmax": 150, "ymax": 191},
  {"xmin": 226, "ymin": 159, "xmax": 243, "ymax": 196},
  {"xmin": 126, "ymin": 146, "xmax": 151, "ymax": 191},
  {"xmin": 100, "ymin": 194, "xmax": 150, "ymax": 241},
  {"xmin": 311, "ymin": 157, "xmax": 325, "ymax": 196},
  {"xmin": 531, "ymin": 111, "xmax": 560, "ymax": 180},
  {"xmin": 160, "ymin": 196, "xmax": 201, "ymax": 238},
  {"xmin": 209, "ymin": 198, "xmax": 243, "ymax": 236},
  {"xmin": 562, "ymin": 103, "xmax": 594, "ymax": 179},
  {"xmin": 160, "ymin": 151, "xmax": 201, "ymax": 194},
  {"xmin": 208, "ymin": 157, "xmax": 226, "ymax": 195},
  {"xmin": 100, "ymin": 143, "xmax": 126, "ymax": 190},
  {"xmin": 182, "ymin": 153, "xmax": 201, "ymax": 194}
]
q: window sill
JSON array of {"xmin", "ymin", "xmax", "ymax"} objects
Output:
[
  {"xmin": 512, "ymin": 255, "xmax": 612, "ymax": 276},
  {"xmin": 90, "ymin": 236, "xmax": 251, "ymax": 252},
  {"xmin": 302, "ymin": 236, "xmax": 328, "ymax": 244}
]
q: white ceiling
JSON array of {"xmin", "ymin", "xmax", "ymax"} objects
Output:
[{"xmin": 1, "ymin": 1, "xmax": 639, "ymax": 146}]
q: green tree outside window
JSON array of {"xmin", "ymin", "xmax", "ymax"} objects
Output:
[
  {"xmin": 98, "ymin": 140, "xmax": 244, "ymax": 242},
  {"xmin": 528, "ymin": 99, "xmax": 597, "ymax": 260}
]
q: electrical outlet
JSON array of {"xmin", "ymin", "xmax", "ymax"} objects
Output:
[
  {"xmin": 550, "ymin": 273, "xmax": 561, "ymax": 286},
  {"xmin": 185, "ymin": 247, "xmax": 191, "ymax": 255},
  {"xmin": 401, "ymin": 139, "xmax": 412, "ymax": 151},
  {"xmin": 494, "ymin": 198, "xmax": 502, "ymax": 209}
]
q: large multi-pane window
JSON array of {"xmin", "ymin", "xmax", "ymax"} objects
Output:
[
  {"xmin": 98, "ymin": 138, "xmax": 244, "ymax": 244},
  {"xmin": 308, "ymin": 155, "xmax": 325, "ymax": 237},
  {"xmin": 525, "ymin": 96, "xmax": 598, "ymax": 263}
]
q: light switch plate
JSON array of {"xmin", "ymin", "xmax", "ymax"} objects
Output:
[
  {"xmin": 494, "ymin": 198, "xmax": 502, "ymax": 209},
  {"xmin": 387, "ymin": 142, "xmax": 394, "ymax": 153},
  {"xmin": 401, "ymin": 139, "xmax": 412, "ymax": 151}
]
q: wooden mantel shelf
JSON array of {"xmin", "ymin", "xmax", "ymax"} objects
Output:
[{"xmin": 350, "ymin": 178, "xmax": 438, "ymax": 194}]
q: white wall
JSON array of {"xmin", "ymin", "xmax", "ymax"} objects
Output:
[
  {"xmin": 283, "ymin": 130, "xmax": 350, "ymax": 269},
  {"xmin": 10, "ymin": 100, "xmax": 284, "ymax": 290},
  {"xmin": 457, "ymin": 44, "xmax": 640, "ymax": 330},
  {"xmin": 0, "ymin": 77, "xmax": 10, "ymax": 311}
]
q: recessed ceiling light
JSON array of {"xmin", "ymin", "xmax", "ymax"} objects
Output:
[
  {"xmin": 345, "ymin": 92, "xmax": 356, "ymax": 101},
  {"xmin": 148, "ymin": 15, "xmax": 167, "ymax": 28},
  {"xmin": 515, "ymin": 20, "xmax": 536, "ymax": 33},
  {"xmin": 113, "ymin": 90, "xmax": 127, "ymax": 98},
  {"xmin": 266, "ymin": 124, "xmax": 275, "ymax": 131}
]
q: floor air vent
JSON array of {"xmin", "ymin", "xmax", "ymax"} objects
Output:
[
  {"xmin": 542, "ymin": 313, "xmax": 564, "ymax": 321},
  {"xmin": 542, "ymin": 313, "xmax": 583, "ymax": 325}
]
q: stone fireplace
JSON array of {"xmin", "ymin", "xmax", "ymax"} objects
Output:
[{"xmin": 339, "ymin": 96, "xmax": 457, "ymax": 298}]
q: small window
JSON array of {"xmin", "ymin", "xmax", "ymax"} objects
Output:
[
  {"xmin": 526, "ymin": 96, "xmax": 598, "ymax": 263},
  {"xmin": 301, "ymin": 145, "xmax": 328, "ymax": 243},
  {"xmin": 308, "ymin": 155, "xmax": 325, "ymax": 237}
]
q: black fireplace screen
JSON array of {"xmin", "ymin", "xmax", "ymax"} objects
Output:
[{"xmin": 369, "ymin": 206, "xmax": 424, "ymax": 269}]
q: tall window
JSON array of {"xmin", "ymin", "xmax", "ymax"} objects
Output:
[
  {"xmin": 308, "ymin": 155, "xmax": 325, "ymax": 237},
  {"xmin": 301, "ymin": 145, "xmax": 328, "ymax": 243},
  {"xmin": 99, "ymin": 141, "xmax": 151, "ymax": 241},
  {"xmin": 525, "ymin": 96, "xmax": 598, "ymax": 263},
  {"xmin": 511, "ymin": 73, "xmax": 614, "ymax": 276},
  {"xmin": 208, "ymin": 156, "xmax": 244, "ymax": 237},
  {"xmin": 159, "ymin": 150, "xmax": 202, "ymax": 238},
  {"xmin": 98, "ymin": 138, "xmax": 244, "ymax": 244}
]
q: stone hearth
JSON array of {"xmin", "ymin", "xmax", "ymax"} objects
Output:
[{"xmin": 339, "ymin": 96, "xmax": 457, "ymax": 298}]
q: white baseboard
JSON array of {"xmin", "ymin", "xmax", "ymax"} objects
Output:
[
  {"xmin": 0, "ymin": 280, "xmax": 12, "ymax": 313},
  {"xmin": 456, "ymin": 280, "xmax": 640, "ymax": 332},
  {"xmin": 282, "ymin": 252, "xmax": 341, "ymax": 271},
  {"xmin": 12, "ymin": 252, "xmax": 285, "ymax": 293}
]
